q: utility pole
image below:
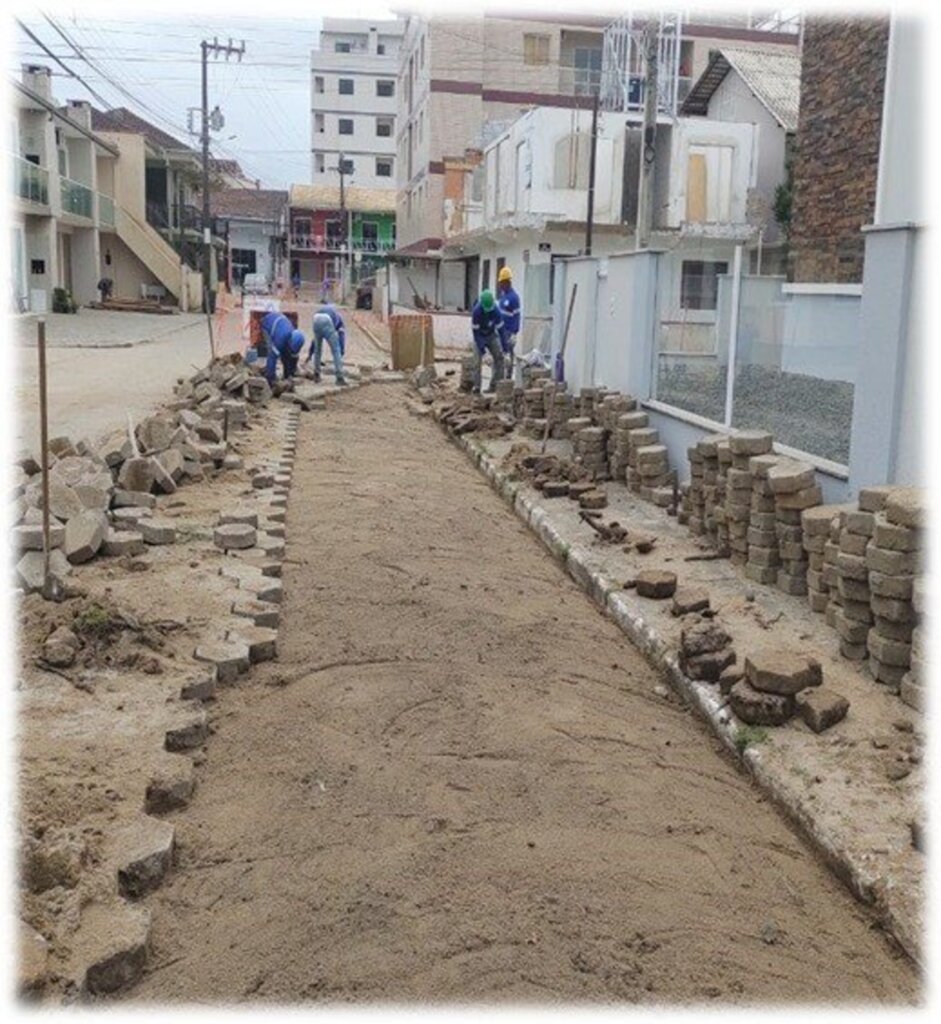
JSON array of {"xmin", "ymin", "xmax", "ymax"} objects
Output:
[
  {"xmin": 636, "ymin": 16, "xmax": 659, "ymax": 249},
  {"xmin": 200, "ymin": 36, "xmax": 244, "ymax": 313},
  {"xmin": 585, "ymin": 88, "xmax": 600, "ymax": 256},
  {"xmin": 338, "ymin": 152, "xmax": 348, "ymax": 298}
]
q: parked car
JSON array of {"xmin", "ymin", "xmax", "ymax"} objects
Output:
[{"xmin": 242, "ymin": 273, "xmax": 271, "ymax": 295}]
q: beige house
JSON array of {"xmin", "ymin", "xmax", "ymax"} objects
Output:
[{"xmin": 10, "ymin": 65, "xmax": 205, "ymax": 313}]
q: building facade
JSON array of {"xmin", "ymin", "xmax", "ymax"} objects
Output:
[
  {"xmin": 391, "ymin": 8, "xmax": 800, "ymax": 299},
  {"xmin": 10, "ymin": 66, "xmax": 204, "ymax": 313},
  {"xmin": 310, "ymin": 17, "xmax": 405, "ymax": 191},
  {"xmin": 210, "ymin": 189, "xmax": 288, "ymax": 288}
]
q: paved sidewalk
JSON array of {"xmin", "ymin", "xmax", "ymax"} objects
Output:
[{"xmin": 14, "ymin": 310, "xmax": 206, "ymax": 349}]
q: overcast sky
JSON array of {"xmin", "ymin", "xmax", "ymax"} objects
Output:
[{"xmin": 10, "ymin": 3, "xmax": 398, "ymax": 189}]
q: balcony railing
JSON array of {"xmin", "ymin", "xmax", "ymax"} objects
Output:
[
  {"xmin": 14, "ymin": 156, "xmax": 49, "ymax": 206},
  {"xmin": 98, "ymin": 193, "xmax": 115, "ymax": 228},
  {"xmin": 291, "ymin": 235, "xmax": 395, "ymax": 253},
  {"xmin": 147, "ymin": 200, "xmax": 222, "ymax": 237},
  {"xmin": 60, "ymin": 176, "xmax": 93, "ymax": 218}
]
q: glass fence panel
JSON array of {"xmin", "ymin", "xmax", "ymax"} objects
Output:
[
  {"xmin": 98, "ymin": 193, "xmax": 115, "ymax": 227},
  {"xmin": 14, "ymin": 156, "xmax": 49, "ymax": 204},
  {"xmin": 730, "ymin": 274, "xmax": 860, "ymax": 465},
  {"xmin": 60, "ymin": 177, "xmax": 93, "ymax": 218}
]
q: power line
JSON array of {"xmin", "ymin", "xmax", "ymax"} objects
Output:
[{"xmin": 14, "ymin": 19, "xmax": 115, "ymax": 108}]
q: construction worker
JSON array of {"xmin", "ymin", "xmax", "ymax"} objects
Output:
[
  {"xmin": 260, "ymin": 311, "xmax": 305, "ymax": 386},
  {"xmin": 471, "ymin": 288, "xmax": 505, "ymax": 394},
  {"xmin": 308, "ymin": 303, "xmax": 348, "ymax": 386},
  {"xmin": 496, "ymin": 266, "xmax": 521, "ymax": 379}
]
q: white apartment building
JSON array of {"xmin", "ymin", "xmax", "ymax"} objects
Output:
[{"xmin": 310, "ymin": 18, "xmax": 405, "ymax": 191}]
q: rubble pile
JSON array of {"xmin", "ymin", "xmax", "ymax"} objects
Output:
[{"xmin": 11, "ymin": 358, "xmax": 271, "ymax": 595}]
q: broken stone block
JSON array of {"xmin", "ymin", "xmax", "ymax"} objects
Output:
[
  {"xmin": 138, "ymin": 519, "xmax": 177, "ymax": 545},
  {"xmin": 48, "ymin": 435, "xmax": 75, "ymax": 457},
  {"xmin": 156, "ymin": 448, "xmax": 185, "ymax": 484},
  {"xmin": 222, "ymin": 455, "xmax": 243, "ymax": 471},
  {"xmin": 796, "ymin": 688, "xmax": 849, "ymax": 733},
  {"xmin": 145, "ymin": 758, "xmax": 196, "ymax": 814},
  {"xmin": 729, "ymin": 680, "xmax": 795, "ymax": 726},
  {"xmin": 744, "ymin": 652, "xmax": 822, "ymax": 696},
  {"xmin": 72, "ymin": 900, "xmax": 151, "ymax": 995},
  {"xmin": 136, "ymin": 417, "xmax": 174, "ymax": 453},
  {"xmin": 213, "ymin": 523, "xmax": 257, "ymax": 551},
  {"xmin": 858, "ymin": 485, "xmax": 894, "ymax": 513},
  {"xmin": 684, "ymin": 647, "xmax": 736, "ymax": 683},
  {"xmin": 578, "ymin": 489, "xmax": 608, "ymax": 510},
  {"xmin": 219, "ymin": 509, "xmax": 258, "ymax": 528},
  {"xmin": 232, "ymin": 598, "xmax": 280, "ymax": 629},
  {"xmin": 885, "ymin": 487, "xmax": 926, "ymax": 529},
  {"xmin": 252, "ymin": 472, "xmax": 275, "ymax": 490},
  {"xmin": 13, "ymin": 522, "xmax": 65, "ymax": 551},
  {"xmin": 111, "ymin": 506, "xmax": 151, "ymax": 526},
  {"xmin": 180, "ymin": 668, "xmax": 217, "ymax": 702},
  {"xmin": 194, "ymin": 639, "xmax": 251, "ymax": 684},
  {"xmin": 151, "ymin": 458, "xmax": 177, "ymax": 495},
  {"xmin": 45, "ymin": 479, "xmax": 83, "ymax": 521},
  {"xmin": 18, "ymin": 921, "xmax": 49, "ymax": 997},
  {"xmin": 718, "ymin": 664, "xmax": 745, "ymax": 695},
  {"xmin": 73, "ymin": 482, "xmax": 111, "ymax": 513},
  {"xmin": 226, "ymin": 624, "xmax": 278, "ymax": 663},
  {"xmin": 164, "ymin": 710, "xmax": 209, "ymax": 752},
  {"xmin": 44, "ymin": 624, "xmax": 79, "ymax": 662},
  {"xmin": 112, "ymin": 489, "xmax": 156, "ymax": 509},
  {"xmin": 16, "ymin": 549, "xmax": 71, "ymax": 594},
  {"xmin": 634, "ymin": 570, "xmax": 677, "ymax": 599},
  {"xmin": 102, "ymin": 529, "xmax": 145, "ymax": 557},
  {"xmin": 196, "ymin": 420, "xmax": 224, "ymax": 443},
  {"xmin": 680, "ymin": 620, "xmax": 731, "ymax": 657},
  {"xmin": 114, "ymin": 817, "xmax": 175, "ymax": 898},
  {"xmin": 64, "ymin": 510, "xmax": 107, "ymax": 564},
  {"xmin": 117, "ymin": 457, "xmax": 156, "ymax": 494}
]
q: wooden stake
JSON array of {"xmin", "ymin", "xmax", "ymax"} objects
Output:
[{"xmin": 37, "ymin": 319, "xmax": 53, "ymax": 599}]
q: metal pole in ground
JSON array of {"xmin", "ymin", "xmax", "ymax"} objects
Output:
[{"xmin": 37, "ymin": 319, "xmax": 53, "ymax": 599}]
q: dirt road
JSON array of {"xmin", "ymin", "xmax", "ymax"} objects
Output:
[{"xmin": 127, "ymin": 385, "xmax": 917, "ymax": 1005}]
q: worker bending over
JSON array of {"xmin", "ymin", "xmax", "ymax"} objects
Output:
[
  {"xmin": 471, "ymin": 289, "xmax": 505, "ymax": 394},
  {"xmin": 260, "ymin": 310, "xmax": 305, "ymax": 386},
  {"xmin": 497, "ymin": 266, "xmax": 521, "ymax": 380},
  {"xmin": 309, "ymin": 302, "xmax": 348, "ymax": 386}
]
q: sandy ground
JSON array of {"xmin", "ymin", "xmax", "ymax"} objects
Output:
[{"xmin": 123, "ymin": 385, "xmax": 917, "ymax": 1006}]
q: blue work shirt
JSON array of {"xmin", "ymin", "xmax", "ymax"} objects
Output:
[
  {"xmin": 471, "ymin": 301, "xmax": 504, "ymax": 353},
  {"xmin": 314, "ymin": 304, "xmax": 346, "ymax": 353},
  {"xmin": 261, "ymin": 313, "xmax": 298, "ymax": 384},
  {"xmin": 497, "ymin": 285, "xmax": 521, "ymax": 337}
]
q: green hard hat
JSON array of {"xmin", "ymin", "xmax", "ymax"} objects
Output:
[{"xmin": 480, "ymin": 289, "xmax": 495, "ymax": 311}]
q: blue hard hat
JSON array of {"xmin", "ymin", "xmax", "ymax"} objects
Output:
[{"xmin": 289, "ymin": 329, "xmax": 305, "ymax": 354}]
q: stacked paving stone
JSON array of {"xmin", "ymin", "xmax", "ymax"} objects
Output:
[
  {"xmin": 543, "ymin": 381, "xmax": 576, "ymax": 439},
  {"xmin": 713, "ymin": 439, "xmax": 733, "ymax": 556},
  {"xmin": 833, "ymin": 505, "xmax": 872, "ymax": 662},
  {"xmin": 677, "ymin": 481, "xmax": 691, "ymax": 526},
  {"xmin": 902, "ymin": 577, "xmax": 927, "ymax": 710},
  {"xmin": 625, "ymin": 426, "xmax": 661, "ymax": 494},
  {"xmin": 610, "ymin": 410, "xmax": 648, "ymax": 481},
  {"xmin": 744, "ymin": 454, "xmax": 781, "ymax": 585},
  {"xmin": 823, "ymin": 510, "xmax": 845, "ymax": 630},
  {"xmin": 598, "ymin": 394, "xmax": 635, "ymax": 473},
  {"xmin": 635, "ymin": 442, "xmax": 673, "ymax": 506},
  {"xmin": 686, "ymin": 444, "xmax": 706, "ymax": 536},
  {"xmin": 696, "ymin": 434, "xmax": 726, "ymax": 548},
  {"xmin": 801, "ymin": 504, "xmax": 852, "ymax": 613},
  {"xmin": 459, "ymin": 355, "xmax": 477, "ymax": 392},
  {"xmin": 865, "ymin": 487, "xmax": 925, "ymax": 692},
  {"xmin": 491, "ymin": 379, "xmax": 516, "ymax": 414},
  {"xmin": 572, "ymin": 426, "xmax": 609, "ymax": 481},
  {"xmin": 725, "ymin": 432, "xmax": 772, "ymax": 566},
  {"xmin": 768, "ymin": 460, "xmax": 821, "ymax": 596},
  {"xmin": 520, "ymin": 365, "xmax": 551, "ymax": 388},
  {"xmin": 578, "ymin": 387, "xmax": 597, "ymax": 418}
]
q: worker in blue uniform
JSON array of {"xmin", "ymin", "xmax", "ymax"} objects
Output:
[
  {"xmin": 471, "ymin": 288, "xmax": 505, "ymax": 394},
  {"xmin": 308, "ymin": 302, "xmax": 348, "ymax": 385},
  {"xmin": 260, "ymin": 310, "xmax": 305, "ymax": 385},
  {"xmin": 496, "ymin": 265, "xmax": 521, "ymax": 380}
]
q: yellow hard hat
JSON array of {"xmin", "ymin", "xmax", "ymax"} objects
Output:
[{"xmin": 498, "ymin": 266, "xmax": 512, "ymax": 283}]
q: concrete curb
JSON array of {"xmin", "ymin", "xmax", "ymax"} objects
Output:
[{"xmin": 441, "ymin": 424, "xmax": 921, "ymax": 966}]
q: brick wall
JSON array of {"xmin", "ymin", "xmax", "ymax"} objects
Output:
[{"xmin": 788, "ymin": 16, "xmax": 889, "ymax": 283}]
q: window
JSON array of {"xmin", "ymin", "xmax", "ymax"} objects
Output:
[
  {"xmin": 420, "ymin": 34, "xmax": 425, "ymax": 67},
  {"xmin": 57, "ymin": 149, "xmax": 67, "ymax": 176},
  {"xmin": 338, "ymin": 118, "xmax": 354, "ymax": 135},
  {"xmin": 686, "ymin": 144, "xmax": 734, "ymax": 224},
  {"xmin": 231, "ymin": 247, "xmax": 257, "ymax": 284},
  {"xmin": 680, "ymin": 260, "xmax": 728, "ymax": 311},
  {"xmin": 314, "ymin": 113, "xmax": 325, "ymax": 134},
  {"xmin": 313, "ymin": 153, "xmax": 325, "ymax": 174},
  {"xmin": 361, "ymin": 221, "xmax": 379, "ymax": 250},
  {"xmin": 339, "ymin": 78, "xmax": 354, "ymax": 95},
  {"xmin": 376, "ymin": 117, "xmax": 393, "ymax": 137},
  {"xmin": 377, "ymin": 79, "xmax": 394, "ymax": 97},
  {"xmin": 293, "ymin": 217, "xmax": 311, "ymax": 238},
  {"xmin": 326, "ymin": 220, "xmax": 342, "ymax": 245},
  {"xmin": 377, "ymin": 43, "xmax": 386, "ymax": 55},
  {"xmin": 339, "ymin": 157, "xmax": 354, "ymax": 175},
  {"xmin": 314, "ymin": 76, "xmax": 324, "ymax": 94},
  {"xmin": 523, "ymin": 33, "xmax": 550, "ymax": 65},
  {"xmin": 574, "ymin": 47, "xmax": 602, "ymax": 95},
  {"xmin": 376, "ymin": 158, "xmax": 392, "ymax": 178},
  {"xmin": 481, "ymin": 258, "xmax": 491, "ymax": 291},
  {"xmin": 335, "ymin": 41, "xmax": 351, "ymax": 53}
]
